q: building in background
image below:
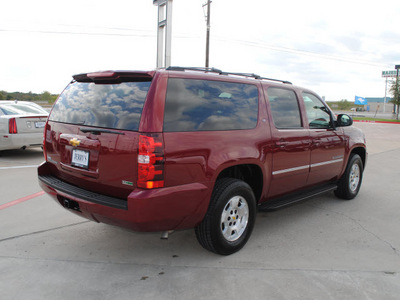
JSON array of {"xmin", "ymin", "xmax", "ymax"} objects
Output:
[{"xmin": 365, "ymin": 97, "xmax": 394, "ymax": 113}]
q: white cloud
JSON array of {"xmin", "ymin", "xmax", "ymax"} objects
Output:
[{"xmin": 0, "ymin": 0, "xmax": 399, "ymax": 102}]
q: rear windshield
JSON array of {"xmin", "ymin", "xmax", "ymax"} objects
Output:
[
  {"xmin": 49, "ymin": 81, "xmax": 151, "ymax": 131},
  {"xmin": 0, "ymin": 103, "xmax": 47, "ymax": 115},
  {"xmin": 164, "ymin": 78, "xmax": 258, "ymax": 132},
  {"xmin": 0, "ymin": 105, "xmax": 24, "ymax": 115}
]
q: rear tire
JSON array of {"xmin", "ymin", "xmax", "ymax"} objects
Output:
[
  {"xmin": 335, "ymin": 154, "xmax": 363, "ymax": 200},
  {"xmin": 195, "ymin": 178, "xmax": 256, "ymax": 255}
]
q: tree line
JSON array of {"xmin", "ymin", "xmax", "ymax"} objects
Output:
[
  {"xmin": 389, "ymin": 79, "xmax": 400, "ymax": 119},
  {"xmin": 0, "ymin": 90, "xmax": 58, "ymax": 103}
]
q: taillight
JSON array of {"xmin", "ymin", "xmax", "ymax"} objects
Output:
[
  {"xmin": 8, "ymin": 118, "xmax": 17, "ymax": 134},
  {"xmin": 43, "ymin": 123, "xmax": 49, "ymax": 161},
  {"xmin": 137, "ymin": 133, "xmax": 164, "ymax": 189}
]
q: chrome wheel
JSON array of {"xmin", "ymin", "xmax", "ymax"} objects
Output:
[
  {"xmin": 195, "ymin": 178, "xmax": 256, "ymax": 255},
  {"xmin": 335, "ymin": 154, "xmax": 363, "ymax": 200},
  {"xmin": 349, "ymin": 163, "xmax": 360, "ymax": 192},
  {"xmin": 220, "ymin": 196, "xmax": 249, "ymax": 242}
]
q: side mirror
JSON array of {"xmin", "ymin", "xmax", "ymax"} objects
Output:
[{"xmin": 336, "ymin": 114, "xmax": 353, "ymax": 127}]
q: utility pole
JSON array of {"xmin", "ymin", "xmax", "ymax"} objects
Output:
[{"xmin": 203, "ymin": 0, "xmax": 211, "ymax": 68}]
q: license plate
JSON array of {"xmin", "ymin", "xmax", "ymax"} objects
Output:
[
  {"xmin": 35, "ymin": 121, "xmax": 46, "ymax": 128},
  {"xmin": 71, "ymin": 149, "xmax": 89, "ymax": 169}
]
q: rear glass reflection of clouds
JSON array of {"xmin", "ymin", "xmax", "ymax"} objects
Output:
[
  {"xmin": 268, "ymin": 87, "xmax": 302, "ymax": 129},
  {"xmin": 164, "ymin": 79, "xmax": 258, "ymax": 132},
  {"xmin": 50, "ymin": 81, "xmax": 151, "ymax": 131}
]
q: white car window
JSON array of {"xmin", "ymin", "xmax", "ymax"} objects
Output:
[
  {"xmin": 0, "ymin": 105, "xmax": 26, "ymax": 115},
  {"xmin": 0, "ymin": 104, "xmax": 48, "ymax": 115}
]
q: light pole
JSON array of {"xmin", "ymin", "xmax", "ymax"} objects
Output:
[
  {"xmin": 153, "ymin": 0, "xmax": 173, "ymax": 68},
  {"xmin": 203, "ymin": 0, "xmax": 211, "ymax": 68},
  {"xmin": 396, "ymin": 65, "xmax": 400, "ymax": 119}
]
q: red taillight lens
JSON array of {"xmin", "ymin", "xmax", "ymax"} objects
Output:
[
  {"xmin": 137, "ymin": 134, "xmax": 164, "ymax": 189},
  {"xmin": 43, "ymin": 123, "xmax": 49, "ymax": 161},
  {"xmin": 8, "ymin": 118, "xmax": 17, "ymax": 134}
]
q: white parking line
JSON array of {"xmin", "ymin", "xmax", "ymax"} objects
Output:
[{"xmin": 0, "ymin": 165, "xmax": 38, "ymax": 170}]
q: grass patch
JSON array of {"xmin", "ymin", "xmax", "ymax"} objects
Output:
[{"xmin": 353, "ymin": 117, "xmax": 400, "ymax": 123}]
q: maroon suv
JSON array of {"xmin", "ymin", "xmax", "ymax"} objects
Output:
[{"xmin": 38, "ymin": 67, "xmax": 367, "ymax": 255}]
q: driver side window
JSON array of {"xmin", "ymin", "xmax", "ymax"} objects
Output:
[{"xmin": 303, "ymin": 92, "xmax": 331, "ymax": 129}]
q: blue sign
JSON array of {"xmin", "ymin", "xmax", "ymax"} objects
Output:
[{"xmin": 355, "ymin": 96, "xmax": 367, "ymax": 105}]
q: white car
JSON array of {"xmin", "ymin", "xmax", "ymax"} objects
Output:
[{"xmin": 0, "ymin": 100, "xmax": 49, "ymax": 151}]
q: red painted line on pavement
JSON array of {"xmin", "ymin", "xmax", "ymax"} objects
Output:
[{"xmin": 0, "ymin": 191, "xmax": 45, "ymax": 210}]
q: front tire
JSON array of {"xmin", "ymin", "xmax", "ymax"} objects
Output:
[
  {"xmin": 335, "ymin": 154, "xmax": 363, "ymax": 200},
  {"xmin": 195, "ymin": 178, "xmax": 256, "ymax": 255}
]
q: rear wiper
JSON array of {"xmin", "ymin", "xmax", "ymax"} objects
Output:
[{"xmin": 80, "ymin": 127, "xmax": 125, "ymax": 135}]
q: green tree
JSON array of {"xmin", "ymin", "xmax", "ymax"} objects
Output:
[
  {"xmin": 41, "ymin": 91, "xmax": 52, "ymax": 102},
  {"xmin": 337, "ymin": 99, "xmax": 352, "ymax": 110},
  {"xmin": 389, "ymin": 77, "xmax": 400, "ymax": 120}
]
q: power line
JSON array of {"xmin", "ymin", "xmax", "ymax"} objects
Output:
[
  {"xmin": 1, "ymin": 27, "xmax": 392, "ymax": 69},
  {"xmin": 0, "ymin": 28, "xmax": 156, "ymax": 38},
  {"xmin": 0, "ymin": 27, "xmax": 198, "ymax": 39},
  {"xmin": 213, "ymin": 36, "xmax": 392, "ymax": 68}
]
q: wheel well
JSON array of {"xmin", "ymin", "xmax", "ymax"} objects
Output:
[
  {"xmin": 216, "ymin": 164, "xmax": 263, "ymax": 203},
  {"xmin": 351, "ymin": 147, "xmax": 366, "ymax": 167}
]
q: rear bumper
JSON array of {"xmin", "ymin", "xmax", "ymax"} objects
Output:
[
  {"xmin": 0, "ymin": 132, "xmax": 43, "ymax": 150},
  {"xmin": 38, "ymin": 162, "xmax": 210, "ymax": 232}
]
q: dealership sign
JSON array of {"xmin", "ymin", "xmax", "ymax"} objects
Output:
[{"xmin": 382, "ymin": 70, "xmax": 398, "ymax": 78}]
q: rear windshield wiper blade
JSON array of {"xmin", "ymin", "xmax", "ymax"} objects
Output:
[{"xmin": 80, "ymin": 127, "xmax": 125, "ymax": 135}]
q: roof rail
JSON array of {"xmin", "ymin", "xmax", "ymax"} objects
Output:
[
  {"xmin": 260, "ymin": 76, "xmax": 292, "ymax": 85},
  {"xmin": 166, "ymin": 66, "xmax": 292, "ymax": 84},
  {"xmin": 166, "ymin": 66, "xmax": 223, "ymax": 74},
  {"xmin": 220, "ymin": 71, "xmax": 261, "ymax": 79}
]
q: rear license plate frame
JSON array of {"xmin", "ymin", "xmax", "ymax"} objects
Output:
[
  {"xmin": 35, "ymin": 121, "xmax": 46, "ymax": 128},
  {"xmin": 71, "ymin": 149, "xmax": 90, "ymax": 169}
]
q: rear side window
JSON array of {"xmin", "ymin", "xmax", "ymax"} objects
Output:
[
  {"xmin": 267, "ymin": 87, "xmax": 302, "ymax": 129},
  {"xmin": 164, "ymin": 78, "xmax": 258, "ymax": 132},
  {"xmin": 49, "ymin": 81, "xmax": 151, "ymax": 131}
]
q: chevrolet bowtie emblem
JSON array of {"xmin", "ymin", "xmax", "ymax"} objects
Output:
[{"xmin": 69, "ymin": 138, "xmax": 81, "ymax": 147}]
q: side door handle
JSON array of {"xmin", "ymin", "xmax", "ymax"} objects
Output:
[
  {"xmin": 313, "ymin": 139, "xmax": 321, "ymax": 147},
  {"xmin": 275, "ymin": 139, "xmax": 289, "ymax": 148}
]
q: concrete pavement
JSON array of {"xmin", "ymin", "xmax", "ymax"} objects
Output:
[{"xmin": 1, "ymin": 123, "xmax": 399, "ymax": 299}]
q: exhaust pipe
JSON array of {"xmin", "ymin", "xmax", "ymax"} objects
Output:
[
  {"xmin": 160, "ymin": 230, "xmax": 174, "ymax": 240},
  {"xmin": 64, "ymin": 199, "xmax": 70, "ymax": 208}
]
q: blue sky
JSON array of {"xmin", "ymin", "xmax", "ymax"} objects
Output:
[{"xmin": 1, "ymin": 0, "xmax": 399, "ymax": 101}]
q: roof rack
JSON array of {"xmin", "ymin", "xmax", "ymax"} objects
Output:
[
  {"xmin": 259, "ymin": 76, "xmax": 292, "ymax": 85},
  {"xmin": 221, "ymin": 71, "xmax": 261, "ymax": 79},
  {"xmin": 166, "ymin": 66, "xmax": 223, "ymax": 74},
  {"xmin": 166, "ymin": 66, "xmax": 292, "ymax": 85}
]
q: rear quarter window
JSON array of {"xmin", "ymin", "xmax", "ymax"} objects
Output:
[
  {"xmin": 164, "ymin": 78, "xmax": 258, "ymax": 132},
  {"xmin": 49, "ymin": 81, "xmax": 151, "ymax": 131},
  {"xmin": 267, "ymin": 87, "xmax": 302, "ymax": 129}
]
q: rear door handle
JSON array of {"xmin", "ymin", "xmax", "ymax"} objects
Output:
[
  {"xmin": 275, "ymin": 140, "xmax": 289, "ymax": 148},
  {"xmin": 313, "ymin": 139, "xmax": 321, "ymax": 147}
]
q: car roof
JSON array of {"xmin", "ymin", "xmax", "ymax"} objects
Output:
[
  {"xmin": 164, "ymin": 66, "xmax": 293, "ymax": 85},
  {"xmin": 69, "ymin": 67, "xmax": 322, "ymax": 100},
  {"xmin": 0, "ymin": 101, "xmax": 49, "ymax": 116}
]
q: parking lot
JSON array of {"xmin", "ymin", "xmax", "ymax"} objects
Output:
[{"xmin": 1, "ymin": 122, "xmax": 400, "ymax": 300}]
